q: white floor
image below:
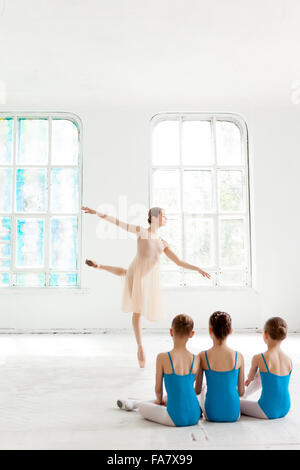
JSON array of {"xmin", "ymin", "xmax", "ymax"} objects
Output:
[{"xmin": 0, "ymin": 331, "xmax": 299, "ymax": 450}]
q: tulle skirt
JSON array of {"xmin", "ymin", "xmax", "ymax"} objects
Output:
[{"xmin": 121, "ymin": 256, "xmax": 164, "ymax": 322}]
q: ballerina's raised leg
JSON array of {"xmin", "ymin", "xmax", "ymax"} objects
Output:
[{"xmin": 85, "ymin": 259, "xmax": 127, "ymax": 277}]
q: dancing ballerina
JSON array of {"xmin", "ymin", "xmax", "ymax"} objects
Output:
[{"xmin": 82, "ymin": 205, "xmax": 210, "ymax": 368}]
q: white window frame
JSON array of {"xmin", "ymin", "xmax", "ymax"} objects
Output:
[
  {"xmin": 0, "ymin": 111, "xmax": 83, "ymax": 289},
  {"xmin": 149, "ymin": 112, "xmax": 252, "ymax": 289}
]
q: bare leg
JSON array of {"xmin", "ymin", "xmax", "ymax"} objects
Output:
[
  {"xmin": 85, "ymin": 259, "xmax": 127, "ymax": 277},
  {"xmin": 132, "ymin": 313, "xmax": 145, "ymax": 368},
  {"xmin": 100, "ymin": 264, "xmax": 127, "ymax": 276}
]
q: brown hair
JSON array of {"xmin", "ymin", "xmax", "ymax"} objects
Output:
[
  {"xmin": 209, "ymin": 311, "xmax": 232, "ymax": 340},
  {"xmin": 171, "ymin": 314, "xmax": 194, "ymax": 337},
  {"xmin": 264, "ymin": 317, "xmax": 287, "ymax": 341},
  {"xmin": 148, "ymin": 207, "xmax": 163, "ymax": 225}
]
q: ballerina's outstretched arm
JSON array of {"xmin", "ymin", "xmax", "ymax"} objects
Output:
[
  {"xmin": 82, "ymin": 206, "xmax": 146, "ymax": 236},
  {"xmin": 85, "ymin": 259, "xmax": 127, "ymax": 277},
  {"xmin": 163, "ymin": 246, "xmax": 211, "ymax": 279}
]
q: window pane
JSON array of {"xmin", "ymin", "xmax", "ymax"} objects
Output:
[
  {"xmin": 0, "ymin": 273, "xmax": 10, "ymax": 287},
  {"xmin": 0, "ymin": 168, "xmax": 12, "ymax": 212},
  {"xmin": 17, "ymin": 119, "xmax": 48, "ymax": 165},
  {"xmin": 220, "ymin": 219, "xmax": 246, "ymax": 267},
  {"xmin": 52, "ymin": 119, "xmax": 79, "ymax": 165},
  {"xmin": 16, "ymin": 218, "xmax": 45, "ymax": 268},
  {"xmin": 182, "ymin": 120, "xmax": 212, "ymax": 165},
  {"xmin": 185, "ymin": 216, "xmax": 214, "ymax": 267},
  {"xmin": 49, "ymin": 273, "xmax": 77, "ymax": 287},
  {"xmin": 183, "ymin": 170, "xmax": 213, "ymax": 213},
  {"xmin": 51, "ymin": 168, "xmax": 79, "ymax": 213},
  {"xmin": 218, "ymin": 170, "xmax": 244, "ymax": 212},
  {"xmin": 0, "ymin": 243, "xmax": 10, "ymax": 258},
  {"xmin": 216, "ymin": 121, "xmax": 242, "ymax": 165},
  {"xmin": 160, "ymin": 270, "xmax": 182, "ymax": 287},
  {"xmin": 152, "ymin": 170, "xmax": 180, "ymax": 213},
  {"xmin": 0, "ymin": 259, "xmax": 10, "ymax": 270},
  {"xmin": 0, "ymin": 118, "xmax": 13, "ymax": 164},
  {"xmin": 183, "ymin": 271, "xmax": 214, "ymax": 287},
  {"xmin": 16, "ymin": 169, "xmax": 47, "ymax": 213},
  {"xmin": 0, "ymin": 217, "xmax": 11, "ymax": 242},
  {"xmin": 152, "ymin": 120, "xmax": 180, "ymax": 165},
  {"xmin": 50, "ymin": 216, "xmax": 78, "ymax": 269},
  {"xmin": 219, "ymin": 270, "xmax": 246, "ymax": 286},
  {"xmin": 0, "ymin": 218, "xmax": 11, "ymax": 270},
  {"xmin": 14, "ymin": 273, "xmax": 46, "ymax": 287}
]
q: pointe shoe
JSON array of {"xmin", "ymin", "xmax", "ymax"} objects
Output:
[
  {"xmin": 117, "ymin": 400, "xmax": 133, "ymax": 411},
  {"xmin": 137, "ymin": 346, "xmax": 146, "ymax": 368},
  {"xmin": 117, "ymin": 399, "xmax": 140, "ymax": 411}
]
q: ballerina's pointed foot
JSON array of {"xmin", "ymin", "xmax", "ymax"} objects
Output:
[{"xmin": 137, "ymin": 345, "xmax": 146, "ymax": 368}]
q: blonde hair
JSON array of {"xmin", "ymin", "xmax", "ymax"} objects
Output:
[
  {"xmin": 264, "ymin": 317, "xmax": 287, "ymax": 341},
  {"xmin": 171, "ymin": 314, "xmax": 194, "ymax": 337}
]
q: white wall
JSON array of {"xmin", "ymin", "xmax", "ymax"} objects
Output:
[{"xmin": 0, "ymin": 0, "xmax": 299, "ymax": 331}]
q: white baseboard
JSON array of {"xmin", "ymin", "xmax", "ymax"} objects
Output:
[{"xmin": 0, "ymin": 327, "xmax": 263, "ymax": 335}]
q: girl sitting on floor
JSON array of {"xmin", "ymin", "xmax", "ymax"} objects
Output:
[
  {"xmin": 241, "ymin": 316, "xmax": 292, "ymax": 419},
  {"xmin": 195, "ymin": 311, "xmax": 245, "ymax": 422},
  {"xmin": 117, "ymin": 314, "xmax": 202, "ymax": 427}
]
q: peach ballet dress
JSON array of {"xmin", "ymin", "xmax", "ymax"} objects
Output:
[{"xmin": 121, "ymin": 232, "xmax": 169, "ymax": 322}]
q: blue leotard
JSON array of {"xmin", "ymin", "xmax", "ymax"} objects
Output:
[
  {"xmin": 163, "ymin": 352, "xmax": 202, "ymax": 427},
  {"xmin": 204, "ymin": 350, "xmax": 240, "ymax": 422},
  {"xmin": 258, "ymin": 353, "xmax": 291, "ymax": 419}
]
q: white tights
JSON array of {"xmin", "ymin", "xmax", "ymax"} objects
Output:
[
  {"xmin": 240, "ymin": 372, "xmax": 268, "ymax": 419},
  {"xmin": 138, "ymin": 401, "xmax": 175, "ymax": 427},
  {"xmin": 121, "ymin": 397, "xmax": 202, "ymax": 427}
]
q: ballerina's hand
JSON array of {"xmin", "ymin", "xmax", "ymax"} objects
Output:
[
  {"xmin": 85, "ymin": 259, "xmax": 99, "ymax": 268},
  {"xmin": 245, "ymin": 379, "xmax": 252, "ymax": 387},
  {"xmin": 155, "ymin": 398, "xmax": 167, "ymax": 406},
  {"xmin": 198, "ymin": 268, "xmax": 211, "ymax": 279},
  {"xmin": 81, "ymin": 206, "xmax": 97, "ymax": 215}
]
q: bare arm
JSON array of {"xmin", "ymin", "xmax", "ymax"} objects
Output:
[
  {"xmin": 164, "ymin": 246, "xmax": 211, "ymax": 279},
  {"xmin": 237, "ymin": 353, "xmax": 245, "ymax": 397},
  {"xmin": 155, "ymin": 354, "xmax": 165, "ymax": 405},
  {"xmin": 82, "ymin": 206, "xmax": 145, "ymax": 236},
  {"xmin": 195, "ymin": 353, "xmax": 204, "ymax": 395},
  {"xmin": 245, "ymin": 355, "xmax": 259, "ymax": 387}
]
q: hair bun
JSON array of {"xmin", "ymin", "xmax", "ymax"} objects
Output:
[
  {"xmin": 209, "ymin": 311, "xmax": 232, "ymax": 341},
  {"xmin": 264, "ymin": 317, "xmax": 287, "ymax": 341}
]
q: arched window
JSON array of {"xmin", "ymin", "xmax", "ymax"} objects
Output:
[
  {"xmin": 0, "ymin": 113, "xmax": 82, "ymax": 288},
  {"xmin": 150, "ymin": 113, "xmax": 251, "ymax": 288}
]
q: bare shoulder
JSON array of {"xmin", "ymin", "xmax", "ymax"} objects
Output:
[
  {"xmin": 281, "ymin": 350, "xmax": 292, "ymax": 361},
  {"xmin": 278, "ymin": 350, "xmax": 292, "ymax": 370},
  {"xmin": 156, "ymin": 352, "xmax": 169, "ymax": 363},
  {"xmin": 252, "ymin": 353, "xmax": 261, "ymax": 366}
]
